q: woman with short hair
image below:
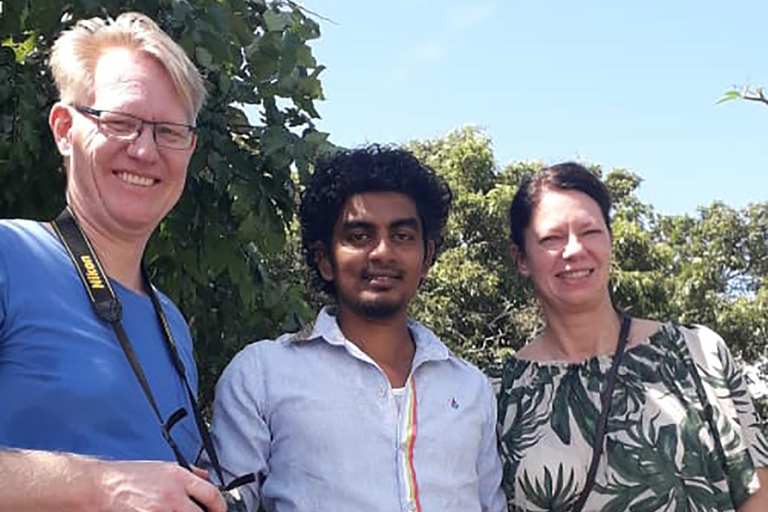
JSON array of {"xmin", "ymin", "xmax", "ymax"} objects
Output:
[{"xmin": 497, "ymin": 162, "xmax": 768, "ymax": 511}]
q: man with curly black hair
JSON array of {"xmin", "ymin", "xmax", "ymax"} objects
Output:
[{"xmin": 209, "ymin": 145, "xmax": 506, "ymax": 512}]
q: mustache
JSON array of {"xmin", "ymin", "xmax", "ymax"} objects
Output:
[{"xmin": 361, "ymin": 267, "xmax": 405, "ymax": 280}]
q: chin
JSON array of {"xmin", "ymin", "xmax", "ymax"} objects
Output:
[
  {"xmin": 108, "ymin": 206, "xmax": 166, "ymax": 232},
  {"xmin": 557, "ymin": 292, "xmax": 611, "ymax": 313},
  {"xmin": 352, "ymin": 299, "xmax": 405, "ymax": 319}
]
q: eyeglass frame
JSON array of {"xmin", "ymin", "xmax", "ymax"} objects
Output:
[{"xmin": 73, "ymin": 105, "xmax": 197, "ymax": 150}]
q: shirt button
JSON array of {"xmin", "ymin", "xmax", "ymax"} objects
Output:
[{"xmin": 378, "ymin": 386, "xmax": 387, "ymax": 398}]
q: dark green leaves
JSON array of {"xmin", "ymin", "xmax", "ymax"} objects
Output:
[
  {"xmin": 1, "ymin": 0, "xmax": 332, "ymax": 411},
  {"xmin": 519, "ymin": 464, "xmax": 579, "ymax": 512},
  {"xmin": 264, "ymin": 9, "xmax": 291, "ymax": 32},
  {"xmin": 548, "ymin": 369, "xmax": 601, "ymax": 446}
]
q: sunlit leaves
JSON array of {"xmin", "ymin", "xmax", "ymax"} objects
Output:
[
  {"xmin": 403, "ymin": 127, "xmax": 765, "ymax": 393},
  {"xmin": 0, "ymin": 0, "xmax": 331, "ymax": 410}
]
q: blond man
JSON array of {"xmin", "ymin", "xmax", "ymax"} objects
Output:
[{"xmin": 0, "ymin": 13, "xmax": 225, "ymax": 512}]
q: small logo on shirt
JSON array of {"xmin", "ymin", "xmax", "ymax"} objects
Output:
[{"xmin": 449, "ymin": 397, "xmax": 460, "ymax": 409}]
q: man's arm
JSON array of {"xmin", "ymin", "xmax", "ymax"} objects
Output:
[
  {"xmin": 208, "ymin": 347, "xmax": 271, "ymax": 511},
  {"xmin": 0, "ymin": 449, "xmax": 226, "ymax": 512},
  {"xmin": 477, "ymin": 378, "xmax": 507, "ymax": 512}
]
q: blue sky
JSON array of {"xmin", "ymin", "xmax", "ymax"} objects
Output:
[{"xmin": 307, "ymin": 0, "xmax": 767, "ymax": 215}]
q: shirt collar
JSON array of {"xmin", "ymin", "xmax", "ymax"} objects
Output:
[{"xmin": 301, "ymin": 306, "xmax": 451, "ymax": 365}]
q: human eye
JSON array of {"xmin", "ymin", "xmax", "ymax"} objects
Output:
[
  {"xmin": 539, "ymin": 234, "xmax": 563, "ymax": 249},
  {"xmin": 156, "ymin": 123, "xmax": 188, "ymax": 144},
  {"xmin": 344, "ymin": 230, "xmax": 370, "ymax": 245},
  {"xmin": 101, "ymin": 113, "xmax": 139, "ymax": 136},
  {"xmin": 392, "ymin": 229, "xmax": 417, "ymax": 243}
]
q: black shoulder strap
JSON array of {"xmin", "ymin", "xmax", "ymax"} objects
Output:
[
  {"xmin": 51, "ymin": 208, "xmax": 122, "ymax": 323},
  {"xmin": 52, "ymin": 208, "xmax": 195, "ymax": 468},
  {"xmin": 572, "ymin": 314, "xmax": 631, "ymax": 512},
  {"xmin": 52, "ymin": 208, "xmax": 254, "ymax": 493}
]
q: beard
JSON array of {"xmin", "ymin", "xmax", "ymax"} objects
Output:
[
  {"xmin": 351, "ymin": 296, "xmax": 405, "ymax": 319},
  {"xmin": 337, "ymin": 287, "xmax": 407, "ymax": 320},
  {"xmin": 332, "ymin": 263, "xmax": 411, "ymax": 320}
]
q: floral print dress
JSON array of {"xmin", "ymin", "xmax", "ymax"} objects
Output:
[{"xmin": 497, "ymin": 323, "xmax": 768, "ymax": 512}]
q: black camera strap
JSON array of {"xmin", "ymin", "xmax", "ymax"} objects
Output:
[
  {"xmin": 52, "ymin": 207, "xmax": 253, "ymax": 493},
  {"xmin": 571, "ymin": 314, "xmax": 631, "ymax": 512}
]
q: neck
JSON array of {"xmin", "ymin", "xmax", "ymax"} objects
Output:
[
  {"xmin": 539, "ymin": 299, "xmax": 622, "ymax": 362},
  {"xmin": 70, "ymin": 211, "xmax": 149, "ymax": 294},
  {"xmin": 337, "ymin": 307, "xmax": 415, "ymax": 387}
]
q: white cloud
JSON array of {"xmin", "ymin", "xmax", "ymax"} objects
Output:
[
  {"xmin": 445, "ymin": 2, "xmax": 497, "ymax": 32},
  {"xmin": 380, "ymin": 1, "xmax": 496, "ymax": 91},
  {"xmin": 413, "ymin": 41, "xmax": 446, "ymax": 64}
]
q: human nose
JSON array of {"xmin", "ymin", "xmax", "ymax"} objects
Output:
[
  {"xmin": 562, "ymin": 233, "xmax": 584, "ymax": 258},
  {"xmin": 369, "ymin": 235, "xmax": 395, "ymax": 261},
  {"xmin": 126, "ymin": 122, "xmax": 159, "ymax": 160}
]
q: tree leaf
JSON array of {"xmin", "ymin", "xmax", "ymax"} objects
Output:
[
  {"xmin": 716, "ymin": 89, "xmax": 742, "ymax": 104},
  {"xmin": 195, "ymin": 46, "xmax": 213, "ymax": 69},
  {"xmin": 264, "ymin": 9, "xmax": 291, "ymax": 32}
]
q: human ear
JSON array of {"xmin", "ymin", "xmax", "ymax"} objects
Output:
[
  {"xmin": 510, "ymin": 244, "xmax": 530, "ymax": 277},
  {"xmin": 421, "ymin": 240, "xmax": 436, "ymax": 278},
  {"xmin": 314, "ymin": 242, "xmax": 334, "ymax": 282},
  {"xmin": 49, "ymin": 103, "xmax": 74, "ymax": 157}
]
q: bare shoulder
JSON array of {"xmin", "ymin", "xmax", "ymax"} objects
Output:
[
  {"xmin": 627, "ymin": 317, "xmax": 665, "ymax": 347},
  {"xmin": 513, "ymin": 336, "xmax": 545, "ymax": 361}
]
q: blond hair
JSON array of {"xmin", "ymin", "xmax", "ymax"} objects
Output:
[{"xmin": 49, "ymin": 12, "xmax": 206, "ymax": 121}]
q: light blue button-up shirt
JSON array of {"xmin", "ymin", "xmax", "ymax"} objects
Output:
[{"xmin": 210, "ymin": 307, "xmax": 506, "ymax": 512}]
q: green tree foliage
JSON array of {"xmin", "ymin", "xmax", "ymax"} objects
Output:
[
  {"xmin": 408, "ymin": 128, "xmax": 539, "ymax": 374},
  {"xmin": 0, "ymin": 0, "xmax": 329, "ymax": 408},
  {"xmin": 408, "ymin": 127, "xmax": 767, "ymax": 387}
]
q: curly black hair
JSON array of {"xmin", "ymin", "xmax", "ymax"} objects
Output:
[{"xmin": 299, "ymin": 144, "xmax": 453, "ymax": 296}]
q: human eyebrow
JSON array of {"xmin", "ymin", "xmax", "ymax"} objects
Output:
[
  {"xmin": 339, "ymin": 220, "xmax": 375, "ymax": 232},
  {"xmin": 536, "ymin": 227, "xmax": 562, "ymax": 240},
  {"xmin": 389, "ymin": 218, "xmax": 420, "ymax": 231}
]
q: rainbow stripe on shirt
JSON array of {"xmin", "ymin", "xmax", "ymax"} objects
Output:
[{"xmin": 400, "ymin": 377, "xmax": 423, "ymax": 512}]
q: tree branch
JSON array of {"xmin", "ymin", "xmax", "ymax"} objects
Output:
[{"xmin": 742, "ymin": 87, "xmax": 768, "ymax": 107}]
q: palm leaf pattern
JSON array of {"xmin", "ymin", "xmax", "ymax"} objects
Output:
[
  {"xmin": 519, "ymin": 464, "xmax": 580, "ymax": 511},
  {"xmin": 498, "ymin": 323, "xmax": 768, "ymax": 511},
  {"xmin": 498, "ymin": 360, "xmax": 555, "ymax": 501}
]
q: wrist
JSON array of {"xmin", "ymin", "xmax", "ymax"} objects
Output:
[{"xmin": 75, "ymin": 456, "xmax": 111, "ymax": 512}]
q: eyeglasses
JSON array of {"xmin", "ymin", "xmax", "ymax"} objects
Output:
[{"xmin": 74, "ymin": 105, "xmax": 196, "ymax": 150}]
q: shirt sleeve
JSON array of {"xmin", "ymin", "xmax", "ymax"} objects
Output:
[
  {"xmin": 687, "ymin": 325, "xmax": 768, "ymax": 505},
  {"xmin": 477, "ymin": 376, "xmax": 506, "ymax": 512},
  {"xmin": 0, "ymin": 244, "xmax": 8, "ymax": 345},
  {"xmin": 208, "ymin": 345, "xmax": 270, "ymax": 511}
]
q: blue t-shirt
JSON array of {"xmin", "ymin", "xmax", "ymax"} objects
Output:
[{"xmin": 0, "ymin": 220, "xmax": 201, "ymax": 462}]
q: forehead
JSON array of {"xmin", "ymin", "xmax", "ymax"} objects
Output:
[
  {"xmin": 530, "ymin": 188, "xmax": 605, "ymax": 230},
  {"xmin": 91, "ymin": 47, "xmax": 187, "ymax": 121},
  {"xmin": 335, "ymin": 192, "xmax": 420, "ymax": 229}
]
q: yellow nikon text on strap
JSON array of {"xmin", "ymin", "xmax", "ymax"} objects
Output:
[{"xmin": 80, "ymin": 255, "xmax": 105, "ymax": 289}]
